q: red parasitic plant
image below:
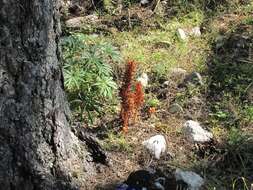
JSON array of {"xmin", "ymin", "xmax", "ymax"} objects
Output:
[
  {"xmin": 119, "ymin": 61, "xmax": 144, "ymax": 133},
  {"xmin": 133, "ymin": 82, "xmax": 144, "ymax": 121}
]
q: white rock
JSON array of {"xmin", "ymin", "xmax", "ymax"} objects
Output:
[
  {"xmin": 183, "ymin": 120, "xmax": 213, "ymax": 143},
  {"xmin": 175, "ymin": 169, "xmax": 204, "ymax": 190},
  {"xmin": 163, "ymin": 81, "xmax": 170, "ymax": 85},
  {"xmin": 137, "ymin": 73, "xmax": 149, "ymax": 87},
  {"xmin": 142, "ymin": 135, "xmax": 166, "ymax": 159},
  {"xmin": 140, "ymin": 0, "xmax": 150, "ymax": 5},
  {"xmin": 184, "ymin": 72, "xmax": 203, "ymax": 86},
  {"xmin": 177, "ymin": 28, "xmax": 187, "ymax": 40},
  {"xmin": 62, "ymin": 0, "xmax": 71, "ymax": 6},
  {"xmin": 190, "ymin": 26, "xmax": 201, "ymax": 37}
]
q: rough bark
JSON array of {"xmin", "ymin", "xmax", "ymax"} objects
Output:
[{"xmin": 0, "ymin": 0, "xmax": 94, "ymax": 189}]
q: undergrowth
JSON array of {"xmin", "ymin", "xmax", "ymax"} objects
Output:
[
  {"xmin": 101, "ymin": 10, "xmax": 208, "ymax": 78},
  {"xmin": 62, "ymin": 33, "xmax": 121, "ymax": 123}
]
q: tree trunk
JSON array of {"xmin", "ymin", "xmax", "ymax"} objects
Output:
[{"xmin": 0, "ymin": 0, "xmax": 94, "ymax": 189}]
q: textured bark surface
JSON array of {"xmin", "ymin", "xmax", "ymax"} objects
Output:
[{"xmin": 0, "ymin": 0, "xmax": 94, "ymax": 189}]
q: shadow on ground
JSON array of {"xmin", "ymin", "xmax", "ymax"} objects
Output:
[{"xmin": 193, "ymin": 15, "xmax": 253, "ymax": 189}]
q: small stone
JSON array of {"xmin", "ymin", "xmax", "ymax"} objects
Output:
[
  {"xmin": 65, "ymin": 17, "xmax": 85, "ymax": 28},
  {"xmin": 137, "ymin": 73, "xmax": 149, "ymax": 87},
  {"xmin": 140, "ymin": 0, "xmax": 150, "ymax": 5},
  {"xmin": 65, "ymin": 15, "xmax": 99, "ymax": 28},
  {"xmin": 169, "ymin": 103, "xmax": 183, "ymax": 114},
  {"xmin": 183, "ymin": 120, "xmax": 213, "ymax": 143},
  {"xmin": 175, "ymin": 169, "xmax": 204, "ymax": 190},
  {"xmin": 170, "ymin": 68, "xmax": 187, "ymax": 83},
  {"xmin": 177, "ymin": 28, "xmax": 187, "ymax": 41},
  {"xmin": 163, "ymin": 81, "xmax": 170, "ymax": 86},
  {"xmin": 190, "ymin": 26, "xmax": 201, "ymax": 37},
  {"xmin": 142, "ymin": 135, "xmax": 166, "ymax": 159},
  {"xmin": 184, "ymin": 72, "xmax": 203, "ymax": 86}
]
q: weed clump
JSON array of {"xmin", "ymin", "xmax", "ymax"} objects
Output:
[{"xmin": 62, "ymin": 33, "xmax": 120, "ymax": 123}]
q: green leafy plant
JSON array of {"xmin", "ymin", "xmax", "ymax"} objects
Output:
[
  {"xmin": 167, "ymin": 0, "xmax": 247, "ymax": 15},
  {"xmin": 62, "ymin": 33, "xmax": 121, "ymax": 123},
  {"xmin": 123, "ymin": 0, "xmax": 139, "ymax": 7},
  {"xmin": 245, "ymin": 105, "xmax": 253, "ymax": 122},
  {"xmin": 147, "ymin": 97, "xmax": 160, "ymax": 107},
  {"xmin": 227, "ymin": 128, "xmax": 248, "ymax": 147}
]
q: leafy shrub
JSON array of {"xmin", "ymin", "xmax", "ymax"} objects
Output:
[
  {"xmin": 62, "ymin": 33, "xmax": 121, "ymax": 123},
  {"xmin": 227, "ymin": 128, "xmax": 248, "ymax": 147},
  {"xmin": 122, "ymin": 0, "xmax": 139, "ymax": 7},
  {"xmin": 224, "ymin": 128, "xmax": 253, "ymax": 171},
  {"xmin": 245, "ymin": 105, "xmax": 253, "ymax": 122},
  {"xmin": 166, "ymin": 0, "xmax": 251, "ymax": 15}
]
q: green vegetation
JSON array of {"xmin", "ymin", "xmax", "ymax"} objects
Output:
[
  {"xmin": 146, "ymin": 97, "xmax": 160, "ymax": 108},
  {"xmin": 62, "ymin": 1, "xmax": 253, "ymax": 189},
  {"xmin": 102, "ymin": 132, "xmax": 133, "ymax": 152},
  {"xmin": 245, "ymin": 105, "xmax": 253, "ymax": 122},
  {"xmin": 62, "ymin": 33, "xmax": 121, "ymax": 123},
  {"xmin": 101, "ymin": 10, "xmax": 208, "ymax": 76},
  {"xmin": 122, "ymin": 0, "xmax": 139, "ymax": 7}
]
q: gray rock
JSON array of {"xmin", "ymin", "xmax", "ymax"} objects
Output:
[
  {"xmin": 183, "ymin": 120, "xmax": 213, "ymax": 143},
  {"xmin": 169, "ymin": 68, "xmax": 187, "ymax": 83},
  {"xmin": 184, "ymin": 72, "xmax": 204, "ymax": 86},
  {"xmin": 169, "ymin": 103, "xmax": 183, "ymax": 114},
  {"xmin": 66, "ymin": 17, "xmax": 86, "ymax": 28},
  {"xmin": 65, "ymin": 15, "xmax": 99, "ymax": 28},
  {"xmin": 175, "ymin": 169, "xmax": 204, "ymax": 190}
]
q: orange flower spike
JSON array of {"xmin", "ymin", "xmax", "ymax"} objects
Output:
[
  {"xmin": 122, "ymin": 112, "xmax": 129, "ymax": 133},
  {"xmin": 134, "ymin": 82, "xmax": 144, "ymax": 108},
  {"xmin": 132, "ymin": 82, "xmax": 144, "ymax": 122},
  {"xmin": 122, "ymin": 61, "xmax": 136, "ymax": 87},
  {"xmin": 119, "ymin": 60, "xmax": 137, "ymax": 133},
  {"xmin": 122, "ymin": 127, "xmax": 128, "ymax": 133}
]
